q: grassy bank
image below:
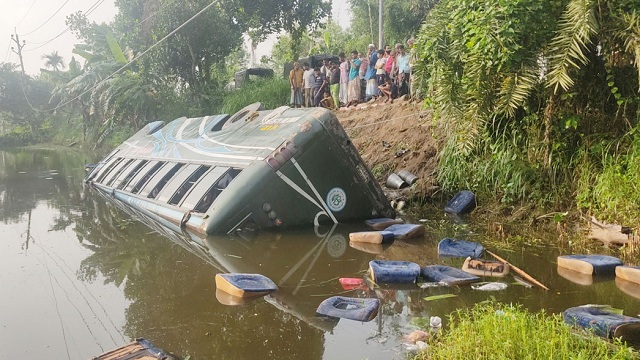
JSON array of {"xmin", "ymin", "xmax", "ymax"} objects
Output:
[
  {"xmin": 413, "ymin": 303, "xmax": 638, "ymax": 359},
  {"xmin": 220, "ymin": 77, "xmax": 289, "ymax": 114}
]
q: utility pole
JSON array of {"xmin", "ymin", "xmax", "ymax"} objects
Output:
[
  {"xmin": 11, "ymin": 28, "xmax": 26, "ymax": 76},
  {"xmin": 378, "ymin": 0, "xmax": 384, "ymax": 49}
]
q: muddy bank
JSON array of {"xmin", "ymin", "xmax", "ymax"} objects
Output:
[{"xmin": 336, "ymin": 98, "xmax": 442, "ymax": 203}]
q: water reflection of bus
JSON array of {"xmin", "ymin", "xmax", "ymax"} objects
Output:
[{"xmin": 86, "ymin": 103, "xmax": 393, "ymax": 236}]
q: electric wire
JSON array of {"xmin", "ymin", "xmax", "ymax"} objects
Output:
[
  {"xmin": 23, "ymin": 0, "xmax": 106, "ymax": 50},
  {"xmin": 46, "ymin": 0, "xmax": 218, "ymax": 112},
  {"xmin": 36, "ymin": 241, "xmax": 124, "ymax": 346},
  {"xmin": 20, "ymin": 0, "xmax": 72, "ymax": 37},
  {"xmin": 3, "ymin": 43, "xmax": 11, "ymax": 62},
  {"xmin": 41, "ymin": 239, "xmax": 72, "ymax": 360},
  {"xmin": 16, "ymin": 0, "xmax": 38, "ymax": 28},
  {"xmin": 41, "ymin": 240, "xmax": 127, "ymax": 343}
]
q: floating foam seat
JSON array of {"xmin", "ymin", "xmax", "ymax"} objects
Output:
[
  {"xmin": 444, "ymin": 190, "xmax": 476, "ymax": 215},
  {"xmin": 557, "ymin": 255, "xmax": 622, "ymax": 275},
  {"xmin": 462, "ymin": 257, "xmax": 509, "ymax": 277},
  {"xmin": 369, "ymin": 260, "xmax": 420, "ymax": 283},
  {"xmin": 365, "ymin": 217, "xmax": 404, "ymax": 230},
  {"xmin": 348, "ymin": 230, "xmax": 394, "ymax": 244},
  {"xmin": 384, "ymin": 224, "xmax": 425, "ymax": 240},
  {"xmin": 215, "ymin": 273, "xmax": 277, "ymax": 298},
  {"xmin": 616, "ymin": 266, "xmax": 640, "ymax": 285},
  {"xmin": 316, "ymin": 296, "xmax": 380, "ymax": 322},
  {"xmin": 438, "ymin": 238, "xmax": 484, "ymax": 258},
  {"xmin": 420, "ymin": 265, "xmax": 480, "ymax": 286},
  {"xmin": 563, "ymin": 305, "xmax": 640, "ymax": 345}
]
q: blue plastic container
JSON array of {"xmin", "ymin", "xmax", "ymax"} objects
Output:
[
  {"xmin": 316, "ymin": 296, "xmax": 380, "ymax": 322},
  {"xmin": 369, "ymin": 260, "xmax": 420, "ymax": 283},
  {"xmin": 564, "ymin": 306, "xmax": 640, "ymax": 344},
  {"xmin": 444, "ymin": 190, "xmax": 476, "ymax": 214},
  {"xmin": 438, "ymin": 238, "xmax": 484, "ymax": 258},
  {"xmin": 365, "ymin": 217, "xmax": 403, "ymax": 230},
  {"xmin": 557, "ymin": 254, "xmax": 622, "ymax": 275},
  {"xmin": 384, "ymin": 224, "xmax": 425, "ymax": 240},
  {"xmin": 420, "ymin": 265, "xmax": 481, "ymax": 286}
]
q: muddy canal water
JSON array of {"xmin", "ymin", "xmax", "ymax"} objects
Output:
[{"xmin": 1, "ymin": 148, "xmax": 639, "ymax": 360}]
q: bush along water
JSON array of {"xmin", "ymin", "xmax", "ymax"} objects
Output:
[
  {"xmin": 220, "ymin": 77, "xmax": 290, "ymax": 115},
  {"xmin": 413, "ymin": 0, "xmax": 640, "ymax": 222},
  {"xmin": 412, "ymin": 302, "xmax": 638, "ymax": 359}
]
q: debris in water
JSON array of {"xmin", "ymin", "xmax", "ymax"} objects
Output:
[{"xmin": 471, "ymin": 282, "xmax": 508, "ymax": 291}]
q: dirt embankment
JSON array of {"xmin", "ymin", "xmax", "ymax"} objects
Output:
[{"xmin": 336, "ymin": 98, "xmax": 443, "ymax": 202}]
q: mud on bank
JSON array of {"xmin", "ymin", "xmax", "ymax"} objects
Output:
[{"xmin": 336, "ymin": 99, "xmax": 442, "ymax": 203}]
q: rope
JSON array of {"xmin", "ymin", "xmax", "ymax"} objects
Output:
[{"xmin": 343, "ymin": 111, "xmax": 427, "ymax": 130}]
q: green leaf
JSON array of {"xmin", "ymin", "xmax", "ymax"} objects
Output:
[
  {"xmin": 424, "ymin": 294, "xmax": 458, "ymax": 301},
  {"xmin": 105, "ymin": 32, "xmax": 127, "ymax": 64}
]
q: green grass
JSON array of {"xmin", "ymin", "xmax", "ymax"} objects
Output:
[
  {"xmin": 220, "ymin": 77, "xmax": 290, "ymax": 114},
  {"xmin": 413, "ymin": 303, "xmax": 638, "ymax": 360}
]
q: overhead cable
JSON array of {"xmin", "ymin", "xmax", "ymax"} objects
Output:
[
  {"xmin": 20, "ymin": 0, "xmax": 72, "ymax": 36},
  {"xmin": 41, "ymin": 0, "xmax": 218, "ymax": 113},
  {"xmin": 16, "ymin": 0, "xmax": 38, "ymax": 28}
]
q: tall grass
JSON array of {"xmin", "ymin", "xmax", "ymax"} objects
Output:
[
  {"xmin": 220, "ymin": 77, "xmax": 290, "ymax": 114},
  {"xmin": 415, "ymin": 303, "xmax": 638, "ymax": 359},
  {"xmin": 576, "ymin": 129, "xmax": 640, "ymax": 224}
]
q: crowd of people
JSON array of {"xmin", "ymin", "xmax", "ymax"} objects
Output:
[{"xmin": 288, "ymin": 41, "xmax": 414, "ymax": 110}]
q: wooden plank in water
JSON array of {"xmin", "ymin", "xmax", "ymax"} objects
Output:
[{"xmin": 92, "ymin": 338, "xmax": 172, "ymax": 360}]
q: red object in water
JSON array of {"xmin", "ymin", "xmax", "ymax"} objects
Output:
[{"xmin": 339, "ymin": 277, "xmax": 366, "ymax": 291}]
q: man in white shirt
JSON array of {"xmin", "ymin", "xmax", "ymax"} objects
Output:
[{"xmin": 302, "ymin": 63, "xmax": 316, "ymax": 107}]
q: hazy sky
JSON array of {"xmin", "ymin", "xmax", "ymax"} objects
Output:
[{"xmin": 1, "ymin": 0, "xmax": 352, "ymax": 75}]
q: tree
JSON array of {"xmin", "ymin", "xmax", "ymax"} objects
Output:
[
  {"xmin": 349, "ymin": 0, "xmax": 438, "ymax": 47},
  {"xmin": 229, "ymin": 0, "xmax": 332, "ymax": 60},
  {"xmin": 41, "ymin": 51, "xmax": 66, "ymax": 72}
]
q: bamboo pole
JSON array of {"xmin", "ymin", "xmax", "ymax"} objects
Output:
[{"xmin": 486, "ymin": 250, "xmax": 549, "ymax": 291}]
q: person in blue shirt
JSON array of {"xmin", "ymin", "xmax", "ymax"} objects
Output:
[
  {"xmin": 396, "ymin": 44, "xmax": 411, "ymax": 97},
  {"xmin": 347, "ymin": 50, "xmax": 361, "ymax": 107},
  {"xmin": 365, "ymin": 44, "xmax": 379, "ymax": 101}
]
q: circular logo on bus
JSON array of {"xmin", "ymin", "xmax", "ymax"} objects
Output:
[{"xmin": 326, "ymin": 187, "xmax": 347, "ymax": 212}]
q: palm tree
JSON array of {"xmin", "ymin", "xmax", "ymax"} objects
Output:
[{"xmin": 42, "ymin": 51, "xmax": 65, "ymax": 72}]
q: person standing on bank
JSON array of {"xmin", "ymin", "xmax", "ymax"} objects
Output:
[
  {"xmin": 302, "ymin": 63, "xmax": 315, "ymax": 107},
  {"xmin": 289, "ymin": 62, "xmax": 304, "ymax": 108},
  {"xmin": 329, "ymin": 61, "xmax": 341, "ymax": 109},
  {"xmin": 365, "ymin": 44, "xmax": 379, "ymax": 101},
  {"xmin": 338, "ymin": 52, "xmax": 349, "ymax": 107},
  {"xmin": 347, "ymin": 50, "xmax": 362, "ymax": 107},
  {"xmin": 395, "ymin": 45, "xmax": 410, "ymax": 97},
  {"xmin": 312, "ymin": 67, "xmax": 327, "ymax": 107}
]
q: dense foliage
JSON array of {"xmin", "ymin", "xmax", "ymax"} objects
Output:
[
  {"xmin": 414, "ymin": 303, "xmax": 637, "ymax": 359},
  {"xmin": 414, "ymin": 0, "xmax": 640, "ymax": 221}
]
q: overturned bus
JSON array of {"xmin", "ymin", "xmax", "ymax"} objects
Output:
[{"xmin": 85, "ymin": 103, "xmax": 394, "ymax": 235}]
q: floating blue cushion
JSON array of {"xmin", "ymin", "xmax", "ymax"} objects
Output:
[
  {"xmin": 316, "ymin": 296, "xmax": 380, "ymax": 322},
  {"xmin": 444, "ymin": 190, "xmax": 476, "ymax": 214},
  {"xmin": 438, "ymin": 238, "xmax": 484, "ymax": 258},
  {"xmin": 369, "ymin": 260, "xmax": 420, "ymax": 283},
  {"xmin": 564, "ymin": 306, "xmax": 640, "ymax": 340},
  {"xmin": 384, "ymin": 224, "xmax": 425, "ymax": 240},
  {"xmin": 365, "ymin": 218, "xmax": 403, "ymax": 230},
  {"xmin": 558, "ymin": 254, "xmax": 623, "ymax": 275},
  {"xmin": 218, "ymin": 273, "xmax": 278, "ymax": 293},
  {"xmin": 420, "ymin": 265, "xmax": 480, "ymax": 286}
]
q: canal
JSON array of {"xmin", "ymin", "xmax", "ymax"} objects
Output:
[{"xmin": 1, "ymin": 148, "xmax": 638, "ymax": 359}]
